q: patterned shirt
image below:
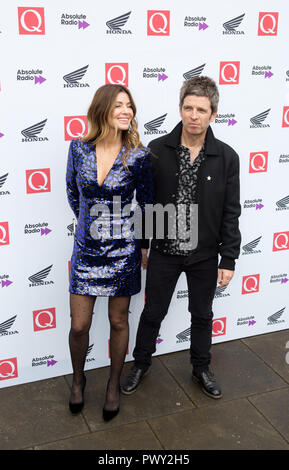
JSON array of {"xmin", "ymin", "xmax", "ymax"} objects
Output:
[{"xmin": 157, "ymin": 143, "xmax": 205, "ymax": 256}]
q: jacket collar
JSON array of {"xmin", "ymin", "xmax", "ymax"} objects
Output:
[{"xmin": 164, "ymin": 121, "xmax": 219, "ymax": 156}]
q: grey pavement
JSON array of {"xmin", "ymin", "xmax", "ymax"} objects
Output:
[{"xmin": 1, "ymin": 330, "xmax": 289, "ymax": 450}]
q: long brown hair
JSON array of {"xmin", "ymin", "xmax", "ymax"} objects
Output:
[{"xmin": 83, "ymin": 84, "xmax": 142, "ymax": 167}]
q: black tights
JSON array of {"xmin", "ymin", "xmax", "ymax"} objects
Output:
[{"xmin": 69, "ymin": 293, "xmax": 130, "ymax": 411}]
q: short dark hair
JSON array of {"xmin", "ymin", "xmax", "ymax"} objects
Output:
[{"xmin": 179, "ymin": 76, "xmax": 219, "ymax": 113}]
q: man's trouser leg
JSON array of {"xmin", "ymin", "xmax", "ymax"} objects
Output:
[
  {"xmin": 184, "ymin": 256, "xmax": 218, "ymax": 374},
  {"xmin": 133, "ymin": 249, "xmax": 182, "ymax": 369}
]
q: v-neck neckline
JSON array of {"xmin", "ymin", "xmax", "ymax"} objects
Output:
[{"xmin": 95, "ymin": 146, "xmax": 124, "ymax": 187}]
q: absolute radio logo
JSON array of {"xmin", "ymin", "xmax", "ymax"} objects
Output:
[
  {"xmin": 24, "ymin": 222, "xmax": 52, "ymax": 236},
  {"xmin": 222, "ymin": 13, "xmax": 245, "ymax": 35},
  {"xmin": 64, "ymin": 116, "xmax": 88, "ymax": 140},
  {"xmin": 215, "ymin": 113, "xmax": 237, "ymax": 127},
  {"xmin": 242, "ymin": 236, "xmax": 262, "ymax": 255},
  {"xmin": 243, "ymin": 198, "xmax": 264, "ymax": 210},
  {"xmin": 63, "ymin": 65, "xmax": 89, "ymax": 88},
  {"xmin": 0, "ymin": 173, "xmax": 10, "ymax": 196},
  {"xmin": 143, "ymin": 67, "xmax": 168, "ymax": 82},
  {"xmin": 219, "ymin": 62, "xmax": 240, "ymax": 85},
  {"xmin": 0, "ymin": 222, "xmax": 9, "ymax": 246},
  {"xmin": 105, "ymin": 63, "xmax": 129, "ymax": 86},
  {"xmin": 0, "ymin": 358, "xmax": 18, "ymax": 381},
  {"xmin": 242, "ymin": 275, "xmax": 260, "ymax": 294},
  {"xmin": 144, "ymin": 114, "xmax": 167, "ymax": 135},
  {"xmin": 249, "ymin": 152, "xmax": 268, "ymax": 173},
  {"xmin": 32, "ymin": 355, "xmax": 57, "ymax": 367},
  {"xmin": 18, "ymin": 7, "xmax": 45, "ymax": 35},
  {"xmin": 212, "ymin": 318, "xmax": 226, "ymax": 337},
  {"xmin": 273, "ymin": 232, "xmax": 289, "ymax": 251},
  {"xmin": 251, "ymin": 65, "xmax": 273, "ymax": 79},
  {"xmin": 0, "ymin": 274, "xmax": 13, "ymax": 289},
  {"xmin": 26, "ymin": 169, "xmax": 51, "ymax": 194},
  {"xmin": 147, "ymin": 11, "xmax": 170, "ymax": 36},
  {"xmin": 33, "ymin": 308, "xmax": 56, "ymax": 331},
  {"xmin": 237, "ymin": 316, "xmax": 256, "ymax": 327},
  {"xmin": 282, "ymin": 107, "xmax": 289, "ymax": 127},
  {"xmin": 61, "ymin": 13, "xmax": 89, "ymax": 29},
  {"xmin": 258, "ymin": 12, "xmax": 279, "ymax": 36},
  {"xmin": 106, "ymin": 11, "xmax": 132, "ymax": 34},
  {"xmin": 28, "ymin": 265, "xmax": 54, "ymax": 287},
  {"xmin": 270, "ymin": 273, "xmax": 289, "ymax": 285},
  {"xmin": 21, "ymin": 119, "xmax": 48, "ymax": 142},
  {"xmin": 17, "ymin": 69, "xmax": 46, "ymax": 85},
  {"xmin": 184, "ymin": 16, "xmax": 208, "ymax": 30}
]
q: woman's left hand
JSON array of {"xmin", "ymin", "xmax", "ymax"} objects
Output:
[{"xmin": 141, "ymin": 249, "xmax": 148, "ymax": 269}]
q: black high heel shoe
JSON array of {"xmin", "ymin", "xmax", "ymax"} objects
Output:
[
  {"xmin": 69, "ymin": 374, "xmax": 86, "ymax": 414},
  {"xmin": 102, "ymin": 382, "xmax": 120, "ymax": 422}
]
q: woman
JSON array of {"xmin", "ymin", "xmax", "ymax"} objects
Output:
[{"xmin": 66, "ymin": 84, "xmax": 153, "ymax": 421}]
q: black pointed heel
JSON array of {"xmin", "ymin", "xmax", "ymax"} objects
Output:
[
  {"xmin": 102, "ymin": 382, "xmax": 120, "ymax": 422},
  {"xmin": 69, "ymin": 374, "xmax": 86, "ymax": 414}
]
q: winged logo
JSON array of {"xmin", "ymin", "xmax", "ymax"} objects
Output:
[
  {"xmin": 242, "ymin": 236, "xmax": 262, "ymax": 252},
  {"xmin": 63, "ymin": 65, "xmax": 89, "ymax": 84},
  {"xmin": 106, "ymin": 11, "xmax": 131, "ymax": 31},
  {"xmin": 250, "ymin": 109, "xmax": 270, "ymax": 127},
  {"xmin": 86, "ymin": 344, "xmax": 94, "ymax": 356},
  {"xmin": 21, "ymin": 119, "xmax": 47, "ymax": 139},
  {"xmin": 176, "ymin": 327, "xmax": 191, "ymax": 342},
  {"xmin": 183, "ymin": 64, "xmax": 206, "ymax": 80},
  {"xmin": 276, "ymin": 195, "xmax": 289, "ymax": 208},
  {"xmin": 215, "ymin": 285, "xmax": 228, "ymax": 297},
  {"xmin": 268, "ymin": 307, "xmax": 285, "ymax": 324},
  {"xmin": 144, "ymin": 113, "xmax": 167, "ymax": 132},
  {"xmin": 0, "ymin": 315, "xmax": 17, "ymax": 334},
  {"xmin": 0, "ymin": 173, "xmax": 8, "ymax": 188},
  {"xmin": 223, "ymin": 13, "xmax": 245, "ymax": 31},
  {"xmin": 28, "ymin": 265, "xmax": 53, "ymax": 283}
]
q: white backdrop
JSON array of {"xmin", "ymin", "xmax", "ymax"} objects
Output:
[{"xmin": 0, "ymin": 0, "xmax": 289, "ymax": 388}]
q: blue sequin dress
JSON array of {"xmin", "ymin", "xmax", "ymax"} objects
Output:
[{"xmin": 66, "ymin": 139, "xmax": 153, "ymax": 297}]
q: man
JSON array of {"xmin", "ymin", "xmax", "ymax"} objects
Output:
[{"xmin": 122, "ymin": 76, "xmax": 241, "ymax": 399}]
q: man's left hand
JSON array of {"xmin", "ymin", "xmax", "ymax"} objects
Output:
[{"xmin": 217, "ymin": 269, "xmax": 234, "ymax": 287}]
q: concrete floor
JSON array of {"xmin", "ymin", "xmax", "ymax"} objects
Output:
[{"xmin": 1, "ymin": 330, "xmax": 289, "ymax": 450}]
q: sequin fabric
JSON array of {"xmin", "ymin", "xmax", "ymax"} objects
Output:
[
  {"xmin": 66, "ymin": 139, "xmax": 154, "ymax": 296},
  {"xmin": 159, "ymin": 143, "xmax": 205, "ymax": 256}
]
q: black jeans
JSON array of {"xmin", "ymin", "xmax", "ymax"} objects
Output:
[{"xmin": 133, "ymin": 249, "xmax": 218, "ymax": 373}]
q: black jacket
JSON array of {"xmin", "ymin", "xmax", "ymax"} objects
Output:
[{"xmin": 142, "ymin": 121, "xmax": 241, "ymax": 271}]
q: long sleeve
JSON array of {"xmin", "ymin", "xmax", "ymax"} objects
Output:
[
  {"xmin": 134, "ymin": 152, "xmax": 154, "ymax": 249},
  {"xmin": 219, "ymin": 151, "xmax": 241, "ymax": 270},
  {"xmin": 66, "ymin": 140, "xmax": 80, "ymax": 219}
]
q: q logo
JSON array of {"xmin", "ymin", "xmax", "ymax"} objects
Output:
[
  {"xmin": 212, "ymin": 317, "xmax": 227, "ymax": 337},
  {"xmin": 242, "ymin": 274, "xmax": 260, "ymax": 294},
  {"xmin": 26, "ymin": 169, "xmax": 51, "ymax": 194},
  {"xmin": 219, "ymin": 62, "xmax": 240, "ymax": 85},
  {"xmin": 105, "ymin": 63, "xmax": 129, "ymax": 87},
  {"xmin": 0, "ymin": 358, "xmax": 18, "ymax": 381},
  {"xmin": 0, "ymin": 222, "xmax": 9, "ymax": 246},
  {"xmin": 33, "ymin": 308, "xmax": 56, "ymax": 332},
  {"xmin": 249, "ymin": 152, "xmax": 268, "ymax": 173},
  {"xmin": 64, "ymin": 116, "xmax": 88, "ymax": 141},
  {"xmin": 147, "ymin": 11, "xmax": 170, "ymax": 36},
  {"xmin": 273, "ymin": 232, "xmax": 289, "ymax": 252},
  {"xmin": 282, "ymin": 107, "xmax": 289, "ymax": 128},
  {"xmin": 18, "ymin": 7, "xmax": 45, "ymax": 35},
  {"xmin": 258, "ymin": 12, "xmax": 279, "ymax": 36}
]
